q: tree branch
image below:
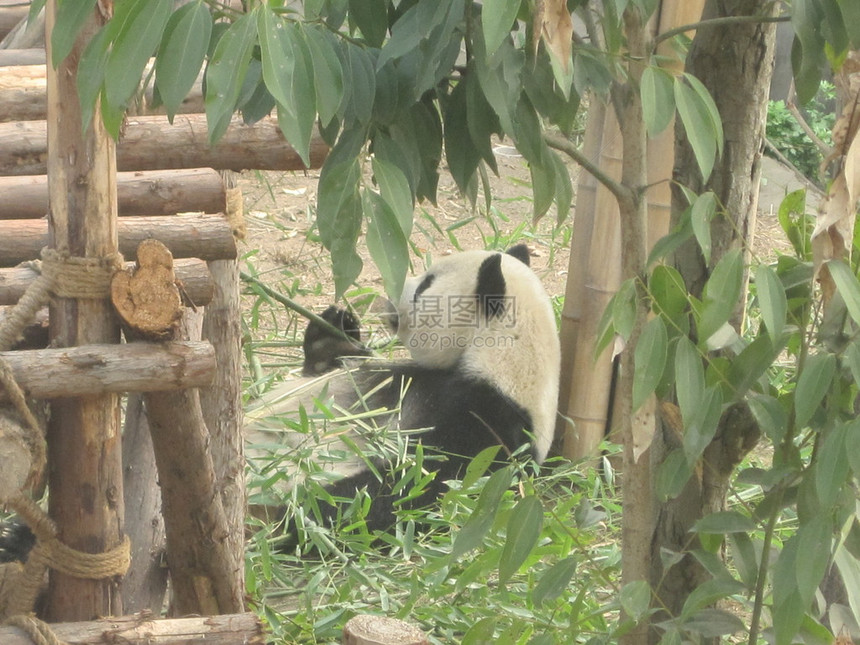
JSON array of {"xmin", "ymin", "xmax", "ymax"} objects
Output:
[
  {"xmin": 654, "ymin": 13, "xmax": 790, "ymax": 48},
  {"xmin": 544, "ymin": 130, "xmax": 632, "ymax": 205}
]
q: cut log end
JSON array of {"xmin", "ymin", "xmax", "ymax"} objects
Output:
[
  {"xmin": 111, "ymin": 239, "xmax": 182, "ymax": 340},
  {"xmin": 343, "ymin": 615, "xmax": 429, "ymax": 645}
]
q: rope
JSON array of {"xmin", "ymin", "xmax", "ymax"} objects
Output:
[
  {"xmin": 3, "ymin": 614, "xmax": 65, "ymax": 645},
  {"xmin": 0, "ymin": 248, "xmax": 128, "ymax": 619}
]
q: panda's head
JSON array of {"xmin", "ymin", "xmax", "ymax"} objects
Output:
[{"xmin": 394, "ymin": 244, "xmax": 560, "ymax": 460}]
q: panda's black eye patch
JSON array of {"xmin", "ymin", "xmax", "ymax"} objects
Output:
[{"xmin": 413, "ymin": 274, "xmax": 435, "ymax": 301}]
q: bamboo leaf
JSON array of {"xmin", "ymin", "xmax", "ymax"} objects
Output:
[
  {"xmin": 499, "ymin": 495, "xmax": 544, "ymax": 586},
  {"xmin": 640, "ymin": 65, "xmax": 675, "ymax": 137},
  {"xmin": 655, "ymin": 448, "xmax": 692, "ymax": 502},
  {"xmin": 482, "ymin": 0, "xmax": 521, "ymax": 56},
  {"xmin": 76, "ymin": 26, "xmax": 111, "ymax": 133},
  {"xmin": 451, "ymin": 466, "xmax": 513, "ymax": 559},
  {"xmin": 728, "ymin": 532, "xmax": 758, "ymax": 590},
  {"xmin": 632, "ymin": 317, "xmax": 668, "ymax": 412},
  {"xmin": 794, "ymin": 352, "xmax": 836, "ymax": 429},
  {"xmin": 372, "ymin": 157, "xmax": 414, "ymax": 236},
  {"xmin": 747, "ymin": 392, "xmax": 788, "ymax": 444},
  {"xmin": 532, "ymin": 556, "xmax": 577, "ymax": 607},
  {"xmin": 156, "ymin": 1, "xmax": 212, "ymax": 121},
  {"xmin": 681, "ymin": 609, "xmax": 745, "ymax": 638}
]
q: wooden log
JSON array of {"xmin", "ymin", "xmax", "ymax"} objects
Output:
[
  {"xmin": 143, "ymin": 384, "xmax": 245, "ymax": 616},
  {"xmin": 0, "ymin": 169, "xmax": 228, "ymax": 220},
  {"xmin": 43, "ymin": 0, "xmax": 124, "ymax": 620},
  {"xmin": 0, "ymin": 48, "xmax": 45, "ymax": 66},
  {"xmin": 0, "ymin": 258, "xmax": 214, "ymax": 307},
  {"xmin": 0, "ymin": 214, "xmax": 237, "ymax": 267},
  {"xmin": 0, "ymin": 63, "xmax": 45, "ymax": 121},
  {"xmin": 0, "ymin": 612, "xmax": 266, "ymax": 645},
  {"xmin": 111, "ymin": 239, "xmax": 183, "ymax": 341},
  {"xmin": 0, "ymin": 341, "xmax": 215, "ymax": 400},
  {"xmin": 0, "ymin": 114, "xmax": 328, "ymax": 176},
  {"xmin": 0, "ymin": 2, "xmax": 28, "ymax": 41},
  {"xmin": 0, "ymin": 60, "xmax": 205, "ymax": 123},
  {"xmin": 120, "ymin": 393, "xmax": 168, "ymax": 614},
  {"xmin": 343, "ymin": 616, "xmax": 429, "ymax": 645}
]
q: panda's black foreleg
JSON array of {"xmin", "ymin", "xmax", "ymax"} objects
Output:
[{"xmin": 0, "ymin": 518, "xmax": 36, "ymax": 563}]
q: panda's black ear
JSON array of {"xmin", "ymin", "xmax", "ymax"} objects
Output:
[
  {"xmin": 506, "ymin": 244, "xmax": 531, "ymax": 266},
  {"xmin": 477, "ymin": 253, "xmax": 506, "ymax": 320}
]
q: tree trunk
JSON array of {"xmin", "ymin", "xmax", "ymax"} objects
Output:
[
  {"xmin": 43, "ymin": 0, "xmax": 124, "ymax": 621},
  {"xmin": 650, "ymin": 0, "xmax": 778, "ymax": 637}
]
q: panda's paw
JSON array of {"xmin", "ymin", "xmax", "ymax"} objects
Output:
[
  {"xmin": 302, "ymin": 306, "xmax": 370, "ymax": 376},
  {"xmin": 0, "ymin": 519, "xmax": 36, "ymax": 563}
]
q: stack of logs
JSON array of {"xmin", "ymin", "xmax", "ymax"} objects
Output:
[{"xmin": 0, "ymin": 3, "xmax": 321, "ymax": 642}]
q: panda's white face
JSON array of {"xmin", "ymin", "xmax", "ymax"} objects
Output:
[{"xmin": 394, "ymin": 250, "xmax": 560, "ymax": 461}]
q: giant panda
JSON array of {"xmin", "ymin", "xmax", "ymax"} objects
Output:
[{"xmin": 246, "ymin": 244, "xmax": 560, "ymax": 534}]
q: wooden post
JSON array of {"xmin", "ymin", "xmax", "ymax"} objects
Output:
[{"xmin": 43, "ymin": 0, "xmax": 125, "ymax": 620}]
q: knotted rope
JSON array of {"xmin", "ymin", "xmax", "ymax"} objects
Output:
[
  {"xmin": 0, "ymin": 247, "xmax": 128, "ymax": 625},
  {"xmin": 2, "ymin": 614, "xmax": 65, "ymax": 645}
]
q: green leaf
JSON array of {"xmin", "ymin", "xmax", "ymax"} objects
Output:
[
  {"xmin": 302, "ymin": 25, "xmax": 344, "ymax": 126},
  {"xmin": 728, "ymin": 532, "xmax": 758, "ymax": 590},
  {"xmin": 259, "ymin": 11, "xmax": 316, "ymax": 166},
  {"xmin": 640, "ymin": 65, "xmax": 674, "ymax": 137},
  {"xmin": 612, "ymin": 278, "xmax": 637, "ymax": 341},
  {"xmin": 795, "ymin": 517, "xmax": 833, "ymax": 607},
  {"xmin": 683, "ymin": 386, "xmax": 722, "ymax": 464},
  {"xmin": 816, "ymin": 422, "xmax": 850, "ymax": 508},
  {"xmin": 827, "ymin": 259, "xmax": 860, "ymax": 325},
  {"xmin": 372, "ymin": 157, "xmax": 414, "ymax": 236},
  {"xmin": 655, "ymin": 448, "xmax": 692, "ymax": 502},
  {"xmin": 794, "ymin": 352, "xmax": 836, "ymax": 429},
  {"xmin": 156, "ymin": 1, "xmax": 212, "ymax": 121},
  {"xmin": 690, "ymin": 191, "xmax": 716, "ymax": 264},
  {"xmin": 845, "ymin": 417, "xmax": 860, "ymax": 477},
  {"xmin": 529, "ymin": 161, "xmax": 556, "ymax": 222},
  {"xmin": 51, "ymin": 0, "xmax": 97, "ymax": 68},
  {"xmin": 845, "ymin": 341, "xmax": 860, "ymax": 388},
  {"xmin": 674, "ymin": 74, "xmax": 721, "ymax": 181},
  {"xmin": 104, "ymin": 0, "xmax": 172, "ymax": 111},
  {"xmin": 550, "ymin": 149, "xmax": 573, "ymax": 225},
  {"xmin": 348, "ymin": 0, "xmax": 388, "ymax": 47},
  {"xmin": 339, "ymin": 43, "xmax": 376, "ymax": 126},
  {"xmin": 444, "ymin": 78, "xmax": 482, "ymax": 195},
  {"xmin": 698, "ymin": 248, "xmax": 743, "ymax": 343},
  {"xmin": 462, "ymin": 616, "xmax": 496, "ymax": 645},
  {"xmin": 459, "ymin": 446, "xmax": 502, "ymax": 490},
  {"xmin": 839, "ymin": 0, "xmax": 860, "ymax": 48},
  {"xmin": 532, "ymin": 556, "xmax": 577, "ymax": 607},
  {"xmin": 482, "ymin": 0, "xmax": 520, "ymax": 57},
  {"xmin": 205, "ymin": 11, "xmax": 257, "ymax": 144},
  {"xmin": 451, "ymin": 466, "xmax": 513, "ymax": 559},
  {"xmin": 748, "ymin": 393, "xmax": 788, "ymax": 444},
  {"xmin": 649, "ymin": 265, "xmax": 689, "ymax": 332},
  {"xmin": 680, "ymin": 577, "xmax": 745, "ymax": 620},
  {"xmin": 681, "ymin": 609, "xmax": 745, "ymax": 638},
  {"xmin": 692, "ymin": 510, "xmax": 756, "ymax": 534},
  {"xmin": 465, "ymin": 65, "xmax": 502, "ymax": 173},
  {"xmin": 619, "ymin": 580, "xmax": 652, "ymax": 621},
  {"xmin": 364, "ymin": 190, "xmax": 410, "ymax": 301},
  {"xmin": 632, "ymin": 317, "xmax": 668, "ymax": 412},
  {"xmin": 755, "ymin": 264, "xmax": 787, "ymax": 342},
  {"xmin": 76, "ymin": 26, "xmax": 111, "ymax": 133},
  {"xmin": 674, "ymin": 336, "xmax": 704, "ymax": 430},
  {"xmin": 499, "ymin": 495, "xmax": 543, "ymax": 586}
]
